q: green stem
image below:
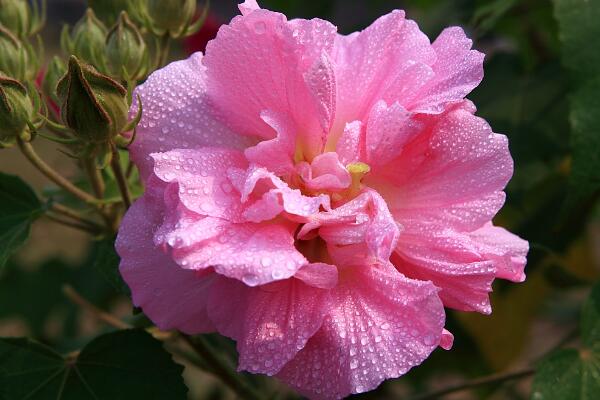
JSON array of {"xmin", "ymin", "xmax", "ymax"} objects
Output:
[
  {"xmin": 158, "ymin": 34, "xmax": 171, "ymax": 67},
  {"xmin": 84, "ymin": 158, "xmax": 105, "ymax": 199},
  {"xmin": 180, "ymin": 335, "xmax": 263, "ymax": 400},
  {"xmin": 110, "ymin": 144, "xmax": 132, "ymax": 209},
  {"xmin": 408, "ymin": 368, "xmax": 535, "ymax": 400},
  {"xmin": 45, "ymin": 213, "xmax": 101, "ymax": 234},
  {"xmin": 50, "ymin": 203, "xmax": 104, "ymax": 231},
  {"xmin": 17, "ymin": 138, "xmax": 98, "ymax": 205}
]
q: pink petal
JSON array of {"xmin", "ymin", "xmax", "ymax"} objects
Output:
[
  {"xmin": 207, "ymin": 274, "xmax": 332, "ymax": 375},
  {"xmin": 116, "ymin": 181, "xmax": 215, "ymax": 334},
  {"xmin": 393, "ymin": 230, "xmax": 497, "ymax": 314},
  {"xmin": 299, "ymin": 190, "xmax": 399, "ymax": 263},
  {"xmin": 151, "ymin": 148, "xmax": 248, "ymax": 222},
  {"xmin": 297, "ymin": 152, "xmax": 351, "ymax": 192},
  {"xmin": 168, "ymin": 220, "xmax": 307, "ymax": 286},
  {"xmin": 332, "ymin": 10, "xmax": 435, "ymax": 136},
  {"xmin": 440, "ymin": 329, "xmax": 454, "ymax": 350},
  {"xmin": 129, "ymin": 53, "xmax": 252, "ymax": 181},
  {"xmin": 233, "ymin": 165, "xmax": 330, "ymax": 222},
  {"xmin": 336, "ymin": 120, "xmax": 364, "ymax": 165},
  {"xmin": 468, "ymin": 223, "xmax": 528, "ymax": 282},
  {"xmin": 205, "ymin": 8, "xmax": 337, "ymax": 157},
  {"xmin": 409, "ymin": 27, "xmax": 484, "ymax": 113},
  {"xmin": 294, "ymin": 262, "xmax": 338, "ymax": 290},
  {"xmin": 277, "ymin": 262, "xmax": 445, "ymax": 399},
  {"xmin": 373, "ymin": 105, "xmax": 513, "ymax": 232},
  {"xmin": 244, "ymin": 110, "xmax": 296, "ymax": 176},
  {"xmin": 239, "ymin": 0, "xmax": 260, "ymax": 15}
]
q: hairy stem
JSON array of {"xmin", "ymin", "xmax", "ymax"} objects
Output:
[
  {"xmin": 17, "ymin": 138, "xmax": 98, "ymax": 205},
  {"xmin": 181, "ymin": 335, "xmax": 263, "ymax": 400},
  {"xmin": 110, "ymin": 144, "xmax": 132, "ymax": 209},
  {"xmin": 409, "ymin": 368, "xmax": 535, "ymax": 400}
]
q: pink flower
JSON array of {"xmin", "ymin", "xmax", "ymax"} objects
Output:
[{"xmin": 116, "ymin": 1, "xmax": 528, "ymax": 398}]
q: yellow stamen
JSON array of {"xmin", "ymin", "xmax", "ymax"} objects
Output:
[{"xmin": 346, "ymin": 162, "xmax": 370, "ymax": 198}]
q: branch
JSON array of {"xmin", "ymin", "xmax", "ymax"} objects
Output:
[
  {"xmin": 409, "ymin": 368, "xmax": 535, "ymax": 400},
  {"xmin": 17, "ymin": 138, "xmax": 98, "ymax": 205}
]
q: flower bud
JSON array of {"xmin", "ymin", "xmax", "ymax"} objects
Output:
[
  {"xmin": 0, "ymin": 25, "xmax": 36, "ymax": 81},
  {"xmin": 0, "ymin": 73, "xmax": 35, "ymax": 146},
  {"xmin": 0, "ymin": 0, "xmax": 30, "ymax": 38},
  {"xmin": 42, "ymin": 56, "xmax": 66, "ymax": 105},
  {"xmin": 88, "ymin": 0, "xmax": 145, "ymax": 26},
  {"xmin": 146, "ymin": 0, "xmax": 196, "ymax": 37},
  {"xmin": 106, "ymin": 12, "xmax": 148, "ymax": 80},
  {"xmin": 57, "ymin": 56, "xmax": 129, "ymax": 144},
  {"xmin": 61, "ymin": 9, "xmax": 108, "ymax": 71}
]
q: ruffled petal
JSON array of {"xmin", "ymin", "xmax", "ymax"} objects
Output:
[
  {"xmin": 277, "ymin": 262, "xmax": 445, "ymax": 399},
  {"xmin": 468, "ymin": 223, "xmax": 528, "ymax": 282},
  {"xmin": 207, "ymin": 273, "xmax": 332, "ymax": 375},
  {"xmin": 130, "ymin": 53, "xmax": 252, "ymax": 181},
  {"xmin": 408, "ymin": 27, "xmax": 484, "ymax": 113},
  {"xmin": 151, "ymin": 148, "xmax": 248, "ymax": 222},
  {"xmin": 332, "ymin": 10, "xmax": 435, "ymax": 136},
  {"xmin": 116, "ymin": 180, "xmax": 216, "ymax": 334},
  {"xmin": 205, "ymin": 8, "xmax": 337, "ymax": 157}
]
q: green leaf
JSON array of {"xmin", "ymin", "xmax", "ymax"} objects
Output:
[
  {"xmin": 531, "ymin": 283, "xmax": 600, "ymax": 399},
  {"xmin": 92, "ymin": 239, "xmax": 130, "ymax": 295},
  {"xmin": 553, "ymin": 0, "xmax": 600, "ymax": 215},
  {"xmin": 0, "ymin": 329, "xmax": 188, "ymax": 400},
  {"xmin": 0, "ymin": 173, "xmax": 43, "ymax": 269}
]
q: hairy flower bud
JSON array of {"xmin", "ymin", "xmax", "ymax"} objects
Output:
[
  {"xmin": 106, "ymin": 12, "xmax": 148, "ymax": 80},
  {"xmin": 0, "ymin": 25, "xmax": 37, "ymax": 81},
  {"xmin": 88, "ymin": 0, "xmax": 145, "ymax": 26},
  {"xmin": 0, "ymin": 73, "xmax": 34, "ymax": 146},
  {"xmin": 146, "ymin": 0, "xmax": 196, "ymax": 37},
  {"xmin": 0, "ymin": 0, "xmax": 30, "ymax": 38},
  {"xmin": 61, "ymin": 9, "xmax": 107, "ymax": 71},
  {"xmin": 42, "ymin": 56, "xmax": 66, "ymax": 105},
  {"xmin": 57, "ymin": 56, "xmax": 129, "ymax": 144}
]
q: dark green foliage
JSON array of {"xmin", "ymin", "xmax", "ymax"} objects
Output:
[{"xmin": 0, "ymin": 329, "xmax": 188, "ymax": 400}]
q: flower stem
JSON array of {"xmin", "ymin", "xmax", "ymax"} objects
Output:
[
  {"xmin": 110, "ymin": 144, "xmax": 132, "ymax": 209},
  {"xmin": 50, "ymin": 202, "xmax": 104, "ymax": 231},
  {"xmin": 63, "ymin": 285, "xmax": 130, "ymax": 329},
  {"xmin": 46, "ymin": 214, "xmax": 102, "ymax": 234},
  {"xmin": 408, "ymin": 368, "xmax": 535, "ymax": 400},
  {"xmin": 158, "ymin": 34, "xmax": 171, "ymax": 67},
  {"xmin": 84, "ymin": 158, "xmax": 105, "ymax": 199},
  {"xmin": 17, "ymin": 138, "xmax": 99, "ymax": 205},
  {"xmin": 180, "ymin": 335, "xmax": 263, "ymax": 400}
]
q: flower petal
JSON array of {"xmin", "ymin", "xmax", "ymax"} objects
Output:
[
  {"xmin": 207, "ymin": 273, "xmax": 332, "ymax": 375},
  {"xmin": 205, "ymin": 8, "xmax": 337, "ymax": 156},
  {"xmin": 116, "ymin": 180, "xmax": 216, "ymax": 334},
  {"xmin": 277, "ymin": 262, "xmax": 445, "ymax": 399},
  {"xmin": 130, "ymin": 53, "xmax": 252, "ymax": 181}
]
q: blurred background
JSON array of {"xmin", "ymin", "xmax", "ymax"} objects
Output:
[{"xmin": 1, "ymin": 0, "xmax": 599, "ymax": 399}]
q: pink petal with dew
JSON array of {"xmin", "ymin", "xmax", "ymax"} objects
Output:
[
  {"xmin": 207, "ymin": 270, "xmax": 334, "ymax": 376},
  {"xmin": 244, "ymin": 110, "xmax": 296, "ymax": 176},
  {"xmin": 393, "ymin": 230, "xmax": 497, "ymax": 314},
  {"xmin": 296, "ymin": 152, "xmax": 351, "ymax": 192},
  {"xmin": 372, "ymin": 104, "xmax": 513, "ymax": 232},
  {"xmin": 299, "ymin": 189, "xmax": 399, "ymax": 263},
  {"xmin": 239, "ymin": 0, "xmax": 260, "ymax": 15},
  {"xmin": 129, "ymin": 52, "xmax": 252, "ymax": 181},
  {"xmin": 277, "ymin": 262, "xmax": 445, "ymax": 399},
  {"xmin": 408, "ymin": 27, "xmax": 484, "ymax": 113},
  {"xmin": 331, "ymin": 10, "xmax": 435, "ymax": 137},
  {"xmin": 468, "ymin": 223, "xmax": 528, "ymax": 283},
  {"xmin": 116, "ymin": 179, "xmax": 216, "ymax": 334},
  {"xmin": 162, "ymin": 218, "xmax": 307, "ymax": 286},
  {"xmin": 151, "ymin": 148, "xmax": 248, "ymax": 222},
  {"xmin": 205, "ymin": 7, "xmax": 337, "ymax": 156}
]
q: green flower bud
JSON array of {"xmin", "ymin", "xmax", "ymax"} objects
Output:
[
  {"xmin": 88, "ymin": 0, "xmax": 146, "ymax": 26},
  {"xmin": 0, "ymin": 0, "xmax": 29, "ymax": 38},
  {"xmin": 42, "ymin": 56, "xmax": 66, "ymax": 105},
  {"xmin": 57, "ymin": 56, "xmax": 129, "ymax": 144},
  {"xmin": 0, "ymin": 73, "xmax": 34, "ymax": 146},
  {"xmin": 0, "ymin": 25, "xmax": 36, "ymax": 81},
  {"xmin": 146, "ymin": 0, "xmax": 195, "ymax": 37},
  {"xmin": 106, "ymin": 12, "xmax": 148, "ymax": 80},
  {"xmin": 61, "ymin": 9, "xmax": 107, "ymax": 71}
]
